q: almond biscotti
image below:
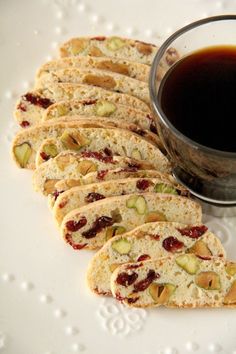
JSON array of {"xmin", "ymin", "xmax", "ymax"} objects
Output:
[
  {"xmin": 35, "ymin": 69, "xmax": 150, "ymax": 104},
  {"xmin": 60, "ymin": 36, "xmax": 179, "ymax": 66},
  {"xmin": 12, "ymin": 122, "xmax": 169, "ymax": 170},
  {"xmin": 53, "ymin": 178, "xmax": 189, "ymax": 225},
  {"xmin": 87, "ymin": 222, "xmax": 225, "ymax": 295},
  {"xmin": 15, "ymin": 83, "xmax": 151, "ymax": 127},
  {"xmin": 61, "ymin": 193, "xmax": 202, "ymax": 250},
  {"xmin": 43, "ymin": 99, "xmax": 157, "ymax": 133},
  {"xmin": 48, "ymin": 169, "xmax": 178, "ymax": 209},
  {"xmin": 37, "ymin": 56, "xmax": 150, "ymax": 82},
  {"xmin": 32, "ymin": 152, "xmax": 154, "ymax": 195},
  {"xmin": 110, "ymin": 256, "xmax": 236, "ymax": 308}
]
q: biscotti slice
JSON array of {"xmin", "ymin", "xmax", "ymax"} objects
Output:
[
  {"xmin": 110, "ymin": 256, "xmax": 236, "ymax": 308},
  {"xmin": 61, "ymin": 193, "xmax": 202, "ymax": 250},
  {"xmin": 53, "ymin": 178, "xmax": 189, "ymax": 225},
  {"xmin": 60, "ymin": 36, "xmax": 179, "ymax": 66},
  {"xmin": 87, "ymin": 222, "xmax": 225, "ymax": 295},
  {"xmin": 35, "ymin": 121, "xmax": 162, "ymax": 167},
  {"xmin": 35, "ymin": 69, "xmax": 150, "ymax": 104},
  {"xmin": 37, "ymin": 56, "xmax": 150, "ymax": 82},
  {"xmin": 15, "ymin": 83, "xmax": 151, "ymax": 127},
  {"xmin": 43, "ymin": 99, "xmax": 157, "ymax": 133},
  {"xmin": 32, "ymin": 152, "xmax": 154, "ymax": 195},
  {"xmin": 48, "ymin": 169, "xmax": 177, "ymax": 209},
  {"xmin": 12, "ymin": 122, "xmax": 169, "ymax": 170}
]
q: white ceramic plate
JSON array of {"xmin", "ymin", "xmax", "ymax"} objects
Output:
[{"xmin": 1, "ymin": 1, "xmax": 236, "ymax": 353}]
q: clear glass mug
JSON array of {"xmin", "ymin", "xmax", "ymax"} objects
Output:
[{"xmin": 149, "ymin": 15, "xmax": 236, "ymax": 206}]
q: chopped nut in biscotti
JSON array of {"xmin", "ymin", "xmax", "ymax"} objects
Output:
[
  {"xmin": 94, "ymin": 100, "xmax": 117, "ymax": 117},
  {"xmin": 195, "ymin": 271, "xmax": 221, "ymax": 290},
  {"xmin": 111, "ymin": 238, "xmax": 132, "ymax": 255},
  {"xmin": 223, "ymin": 280, "xmax": 236, "ymax": 305},
  {"xmin": 106, "ymin": 226, "xmax": 126, "ymax": 241},
  {"xmin": 60, "ymin": 131, "xmax": 90, "ymax": 151},
  {"xmin": 126, "ymin": 195, "xmax": 147, "ymax": 215},
  {"xmin": 13, "ymin": 142, "xmax": 32, "ymax": 168},
  {"xmin": 43, "ymin": 143, "xmax": 58, "ymax": 158},
  {"xmin": 225, "ymin": 263, "xmax": 236, "ymax": 276},
  {"xmin": 154, "ymin": 183, "xmax": 178, "ymax": 195},
  {"xmin": 44, "ymin": 179, "xmax": 60, "ymax": 194},
  {"xmin": 55, "ymin": 105, "xmax": 69, "ymax": 117},
  {"xmin": 96, "ymin": 60, "xmax": 129, "ymax": 75},
  {"xmin": 136, "ymin": 41, "xmax": 153, "ymax": 55},
  {"xmin": 83, "ymin": 74, "xmax": 116, "ymax": 89},
  {"xmin": 56, "ymin": 155, "xmax": 76, "ymax": 171},
  {"xmin": 188, "ymin": 240, "xmax": 212, "ymax": 259},
  {"xmin": 165, "ymin": 47, "xmax": 179, "ymax": 66},
  {"xmin": 88, "ymin": 46, "xmax": 104, "ymax": 57},
  {"xmin": 106, "ymin": 37, "xmax": 126, "ymax": 51},
  {"xmin": 77, "ymin": 160, "xmax": 97, "ymax": 175},
  {"xmin": 131, "ymin": 149, "xmax": 142, "ymax": 160},
  {"xmin": 110, "ymin": 263, "xmax": 123, "ymax": 272},
  {"xmin": 149, "ymin": 283, "xmax": 176, "ymax": 304},
  {"xmin": 145, "ymin": 211, "xmax": 167, "ymax": 223},
  {"xmin": 176, "ymin": 254, "xmax": 200, "ymax": 275},
  {"xmin": 70, "ymin": 38, "xmax": 88, "ymax": 55}
]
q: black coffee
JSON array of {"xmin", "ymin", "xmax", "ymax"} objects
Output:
[{"xmin": 159, "ymin": 46, "xmax": 236, "ymax": 152}]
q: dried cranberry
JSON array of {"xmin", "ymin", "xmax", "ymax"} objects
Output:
[
  {"xmin": 17, "ymin": 102, "xmax": 27, "ymax": 112},
  {"xmin": 133, "ymin": 269, "xmax": 159, "ymax": 292},
  {"xmin": 97, "ymin": 170, "xmax": 108, "ymax": 180},
  {"xmin": 85, "ymin": 192, "xmax": 105, "ymax": 203},
  {"xmin": 127, "ymin": 297, "xmax": 139, "ymax": 304},
  {"xmin": 82, "ymin": 99, "xmax": 97, "ymax": 105},
  {"xmin": 126, "ymin": 263, "xmax": 143, "ymax": 270},
  {"xmin": 52, "ymin": 190, "xmax": 64, "ymax": 201},
  {"xmin": 40, "ymin": 151, "xmax": 50, "ymax": 161},
  {"xmin": 65, "ymin": 233, "xmax": 87, "ymax": 250},
  {"xmin": 115, "ymin": 292, "xmax": 125, "ymax": 302},
  {"xmin": 177, "ymin": 225, "xmax": 208, "ymax": 239},
  {"xmin": 136, "ymin": 179, "xmax": 150, "ymax": 190},
  {"xmin": 116, "ymin": 272, "xmax": 138, "ymax": 287},
  {"xmin": 58, "ymin": 200, "xmax": 68, "ymax": 209},
  {"xmin": 81, "ymin": 151, "xmax": 114, "ymax": 163},
  {"xmin": 66, "ymin": 217, "xmax": 87, "ymax": 232},
  {"xmin": 162, "ymin": 236, "xmax": 184, "ymax": 252},
  {"xmin": 104, "ymin": 147, "xmax": 113, "ymax": 156},
  {"xmin": 137, "ymin": 254, "xmax": 151, "ymax": 262},
  {"xmin": 82, "ymin": 216, "xmax": 113, "ymax": 239},
  {"xmin": 24, "ymin": 93, "xmax": 53, "ymax": 108},
  {"xmin": 92, "ymin": 36, "xmax": 106, "ymax": 41},
  {"xmin": 20, "ymin": 120, "xmax": 30, "ymax": 127},
  {"xmin": 146, "ymin": 114, "xmax": 157, "ymax": 134}
]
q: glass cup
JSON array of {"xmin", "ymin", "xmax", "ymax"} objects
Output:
[{"xmin": 149, "ymin": 15, "xmax": 236, "ymax": 207}]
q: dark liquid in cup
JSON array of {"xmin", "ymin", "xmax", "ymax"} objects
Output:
[{"xmin": 159, "ymin": 46, "xmax": 236, "ymax": 152}]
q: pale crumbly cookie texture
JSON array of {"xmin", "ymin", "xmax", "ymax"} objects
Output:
[
  {"xmin": 48, "ymin": 169, "xmax": 179, "ymax": 209},
  {"xmin": 35, "ymin": 68, "xmax": 150, "ymax": 104},
  {"xmin": 12, "ymin": 122, "xmax": 169, "ymax": 170},
  {"xmin": 110, "ymin": 256, "xmax": 236, "ymax": 308},
  {"xmin": 53, "ymin": 178, "xmax": 189, "ymax": 225},
  {"xmin": 87, "ymin": 222, "xmax": 226, "ymax": 296},
  {"xmin": 32, "ymin": 152, "xmax": 155, "ymax": 195},
  {"xmin": 14, "ymin": 83, "xmax": 151, "ymax": 127},
  {"xmin": 37, "ymin": 56, "xmax": 150, "ymax": 82},
  {"xmin": 42, "ymin": 98, "xmax": 157, "ymax": 133},
  {"xmin": 59, "ymin": 36, "xmax": 179, "ymax": 66},
  {"xmin": 34, "ymin": 119, "xmax": 162, "ymax": 167},
  {"xmin": 60, "ymin": 193, "xmax": 202, "ymax": 250}
]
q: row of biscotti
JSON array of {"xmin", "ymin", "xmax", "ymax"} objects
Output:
[{"xmin": 14, "ymin": 36, "xmax": 179, "ymax": 131}]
